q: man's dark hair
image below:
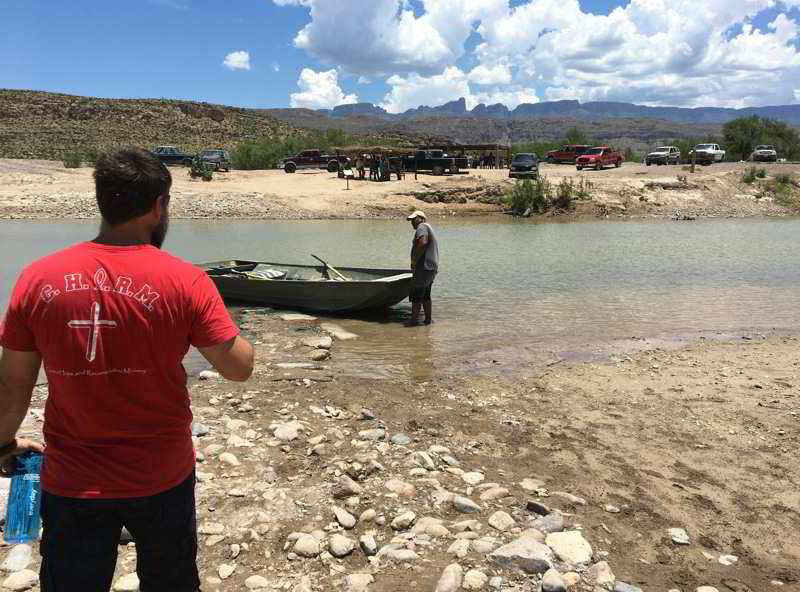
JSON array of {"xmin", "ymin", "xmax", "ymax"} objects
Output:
[{"xmin": 94, "ymin": 147, "xmax": 172, "ymax": 226}]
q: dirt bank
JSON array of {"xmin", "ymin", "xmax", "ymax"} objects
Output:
[
  {"xmin": 1, "ymin": 159, "xmax": 798, "ymax": 221},
  {"xmin": 4, "ymin": 309, "xmax": 797, "ymax": 592}
]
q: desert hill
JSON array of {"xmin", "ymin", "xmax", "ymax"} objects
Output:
[{"xmin": 0, "ymin": 89, "xmax": 300, "ymax": 160}]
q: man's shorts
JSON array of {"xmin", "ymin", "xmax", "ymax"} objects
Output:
[{"xmin": 410, "ymin": 270, "xmax": 436, "ymax": 303}]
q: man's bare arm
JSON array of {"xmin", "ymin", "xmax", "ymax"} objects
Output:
[
  {"xmin": 198, "ymin": 336, "xmax": 254, "ymax": 382},
  {"xmin": 0, "ymin": 348, "xmax": 45, "ymax": 473}
]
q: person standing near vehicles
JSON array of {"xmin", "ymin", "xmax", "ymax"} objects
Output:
[
  {"xmin": 406, "ymin": 210, "xmax": 439, "ymax": 326},
  {"xmin": 0, "ymin": 147, "xmax": 254, "ymax": 591}
]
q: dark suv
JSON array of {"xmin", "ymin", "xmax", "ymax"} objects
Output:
[
  {"xmin": 152, "ymin": 146, "xmax": 194, "ymax": 166},
  {"xmin": 198, "ymin": 149, "xmax": 231, "ymax": 172},
  {"xmin": 509, "ymin": 153, "xmax": 539, "ymax": 179}
]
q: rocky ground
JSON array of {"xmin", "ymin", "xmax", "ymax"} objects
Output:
[
  {"xmin": 1, "ymin": 310, "xmax": 797, "ymax": 592},
  {"xmin": 0, "ymin": 160, "xmax": 798, "ymax": 222}
]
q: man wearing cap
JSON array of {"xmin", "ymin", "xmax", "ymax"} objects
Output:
[{"xmin": 406, "ymin": 210, "xmax": 439, "ymax": 326}]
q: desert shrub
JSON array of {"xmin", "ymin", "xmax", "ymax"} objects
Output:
[
  {"xmin": 575, "ymin": 177, "xmax": 593, "ymax": 200},
  {"xmin": 508, "ymin": 178, "xmax": 550, "ymax": 215},
  {"xmin": 765, "ymin": 174, "xmax": 799, "ymax": 208},
  {"xmin": 62, "ymin": 150, "xmax": 81, "ymax": 168},
  {"xmin": 742, "ymin": 167, "xmax": 758, "ymax": 184},
  {"xmin": 83, "ymin": 147, "xmax": 99, "ymax": 165},
  {"xmin": 552, "ymin": 177, "xmax": 576, "ymax": 210},
  {"xmin": 232, "ymin": 129, "xmax": 385, "ymax": 170}
]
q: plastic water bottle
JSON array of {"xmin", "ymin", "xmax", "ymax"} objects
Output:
[{"xmin": 4, "ymin": 452, "xmax": 43, "ymax": 543}]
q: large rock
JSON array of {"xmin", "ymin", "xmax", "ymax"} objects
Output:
[
  {"xmin": 1, "ymin": 570, "xmax": 39, "ymax": 591},
  {"xmin": 541, "ymin": 569, "xmax": 567, "ymax": 592},
  {"xmin": 273, "ymin": 421, "xmax": 304, "ymax": 442},
  {"xmin": 531, "ymin": 512, "xmax": 564, "ymax": 534},
  {"xmin": 380, "ymin": 546, "xmax": 418, "ymax": 562},
  {"xmin": 245, "ymin": 575, "xmax": 270, "ymax": 589},
  {"xmin": 385, "ymin": 479, "xmax": 416, "ymax": 498},
  {"xmin": 545, "ymin": 531, "xmax": 593, "ymax": 567},
  {"xmin": 462, "ymin": 569, "xmax": 488, "ymax": 590},
  {"xmin": 613, "ymin": 583, "xmax": 644, "ymax": 592},
  {"xmin": 434, "ymin": 563, "xmax": 463, "ymax": 592},
  {"xmin": 329, "ymin": 534, "xmax": 356, "ymax": 558},
  {"xmin": 302, "ymin": 335, "xmax": 333, "ymax": 349},
  {"xmin": 333, "ymin": 506, "xmax": 357, "ymax": 529},
  {"xmin": 333, "ymin": 475, "xmax": 363, "ymax": 498},
  {"xmin": 321, "ymin": 323, "xmax": 358, "ymax": 340},
  {"xmin": 585, "ymin": 561, "xmax": 615, "ymax": 588},
  {"xmin": 344, "ymin": 574, "xmax": 374, "ymax": 592},
  {"xmin": 452, "ymin": 495, "xmax": 481, "ymax": 513},
  {"xmin": 489, "ymin": 535, "xmax": 554, "ymax": 574},
  {"xmin": 113, "ymin": 573, "xmax": 140, "ymax": 592},
  {"xmin": 391, "ymin": 511, "xmax": 417, "ymax": 530},
  {"xmin": 359, "ymin": 535, "xmax": 378, "ymax": 556},
  {"xmin": 488, "ymin": 511, "xmax": 515, "ymax": 532},
  {"xmin": 1, "ymin": 545, "xmax": 32, "ymax": 573},
  {"xmin": 293, "ymin": 534, "xmax": 321, "ymax": 558}
]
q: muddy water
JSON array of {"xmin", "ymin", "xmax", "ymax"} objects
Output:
[{"xmin": 2, "ymin": 217, "xmax": 800, "ymax": 379}]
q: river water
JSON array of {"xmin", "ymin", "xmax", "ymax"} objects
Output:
[{"xmin": 2, "ymin": 217, "xmax": 799, "ymax": 379}]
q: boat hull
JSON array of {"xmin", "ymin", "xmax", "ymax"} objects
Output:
[{"xmin": 199, "ymin": 260, "xmax": 412, "ymax": 313}]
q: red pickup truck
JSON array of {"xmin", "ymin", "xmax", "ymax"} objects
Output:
[
  {"xmin": 575, "ymin": 146, "xmax": 622, "ymax": 170},
  {"xmin": 545, "ymin": 144, "xmax": 590, "ymax": 164}
]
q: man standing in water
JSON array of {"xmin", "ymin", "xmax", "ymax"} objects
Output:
[
  {"xmin": 407, "ymin": 210, "xmax": 439, "ymax": 326},
  {"xmin": 0, "ymin": 147, "xmax": 254, "ymax": 591}
]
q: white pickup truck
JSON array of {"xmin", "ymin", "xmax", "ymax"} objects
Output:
[{"xmin": 688, "ymin": 143, "xmax": 726, "ymax": 164}]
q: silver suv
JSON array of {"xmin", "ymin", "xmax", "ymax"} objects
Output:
[{"xmin": 645, "ymin": 146, "xmax": 681, "ymax": 166}]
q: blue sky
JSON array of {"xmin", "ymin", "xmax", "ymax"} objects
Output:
[{"xmin": 2, "ymin": 0, "xmax": 799, "ymax": 110}]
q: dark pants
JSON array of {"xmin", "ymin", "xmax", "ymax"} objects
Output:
[
  {"xmin": 410, "ymin": 270, "xmax": 436, "ymax": 303},
  {"xmin": 40, "ymin": 472, "xmax": 199, "ymax": 592}
]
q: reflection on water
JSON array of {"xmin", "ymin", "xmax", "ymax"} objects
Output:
[{"xmin": 2, "ymin": 217, "xmax": 800, "ymax": 378}]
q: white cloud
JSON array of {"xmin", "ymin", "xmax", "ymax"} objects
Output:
[
  {"xmin": 271, "ymin": 62, "xmax": 281, "ymax": 73},
  {"xmin": 357, "ymin": 76, "xmax": 371, "ymax": 85},
  {"xmin": 380, "ymin": 67, "xmax": 537, "ymax": 112},
  {"xmin": 223, "ymin": 50, "xmax": 251, "ymax": 71},
  {"xmin": 290, "ymin": 68, "xmax": 359, "ymax": 109},
  {"xmin": 468, "ymin": 64, "xmax": 512, "ymax": 86},
  {"xmin": 277, "ymin": 0, "xmax": 800, "ymax": 108}
]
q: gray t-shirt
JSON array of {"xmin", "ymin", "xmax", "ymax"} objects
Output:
[{"xmin": 411, "ymin": 222, "xmax": 439, "ymax": 272}]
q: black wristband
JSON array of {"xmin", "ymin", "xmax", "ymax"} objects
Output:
[{"xmin": 0, "ymin": 439, "xmax": 17, "ymax": 457}]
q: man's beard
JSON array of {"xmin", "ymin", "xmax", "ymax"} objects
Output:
[{"xmin": 150, "ymin": 213, "xmax": 169, "ymax": 248}]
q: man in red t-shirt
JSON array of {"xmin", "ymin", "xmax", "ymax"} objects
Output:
[{"xmin": 0, "ymin": 147, "xmax": 254, "ymax": 591}]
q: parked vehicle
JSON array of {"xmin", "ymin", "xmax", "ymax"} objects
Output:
[
  {"xmin": 152, "ymin": 146, "xmax": 194, "ymax": 166},
  {"xmin": 688, "ymin": 143, "xmax": 725, "ymax": 165},
  {"xmin": 280, "ymin": 149, "xmax": 342, "ymax": 173},
  {"xmin": 645, "ymin": 146, "xmax": 681, "ymax": 166},
  {"xmin": 508, "ymin": 153, "xmax": 539, "ymax": 179},
  {"xmin": 198, "ymin": 149, "xmax": 231, "ymax": 172},
  {"xmin": 402, "ymin": 150, "xmax": 469, "ymax": 175},
  {"xmin": 545, "ymin": 145, "xmax": 591, "ymax": 164},
  {"xmin": 750, "ymin": 145, "xmax": 778, "ymax": 162},
  {"xmin": 575, "ymin": 147, "xmax": 622, "ymax": 171}
]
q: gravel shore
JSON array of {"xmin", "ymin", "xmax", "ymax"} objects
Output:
[{"xmin": 3, "ymin": 309, "xmax": 797, "ymax": 592}]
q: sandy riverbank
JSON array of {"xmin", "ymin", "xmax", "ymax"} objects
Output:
[
  {"xmin": 1, "ymin": 159, "xmax": 798, "ymax": 221},
  {"xmin": 4, "ymin": 308, "xmax": 797, "ymax": 591}
]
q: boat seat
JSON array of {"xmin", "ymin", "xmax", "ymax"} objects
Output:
[{"xmin": 373, "ymin": 273, "xmax": 413, "ymax": 282}]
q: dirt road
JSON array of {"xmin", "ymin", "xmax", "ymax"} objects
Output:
[{"xmin": 1, "ymin": 159, "xmax": 797, "ymax": 221}]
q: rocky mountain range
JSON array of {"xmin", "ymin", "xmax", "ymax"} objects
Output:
[
  {"xmin": 0, "ymin": 89, "xmax": 300, "ymax": 160},
  {"xmin": 313, "ymin": 97, "xmax": 800, "ymax": 124}
]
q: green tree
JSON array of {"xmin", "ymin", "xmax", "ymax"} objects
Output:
[
  {"xmin": 723, "ymin": 115, "xmax": 800, "ymax": 161},
  {"xmin": 565, "ymin": 127, "xmax": 588, "ymax": 145}
]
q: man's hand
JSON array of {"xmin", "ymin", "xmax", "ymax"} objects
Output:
[{"xmin": 0, "ymin": 437, "xmax": 44, "ymax": 477}]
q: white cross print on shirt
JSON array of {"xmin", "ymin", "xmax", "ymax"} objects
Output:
[{"xmin": 67, "ymin": 302, "xmax": 117, "ymax": 362}]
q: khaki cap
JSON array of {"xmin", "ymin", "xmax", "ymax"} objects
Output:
[{"xmin": 406, "ymin": 210, "xmax": 426, "ymax": 220}]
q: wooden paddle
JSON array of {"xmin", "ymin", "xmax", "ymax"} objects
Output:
[{"xmin": 311, "ymin": 254, "xmax": 350, "ymax": 281}]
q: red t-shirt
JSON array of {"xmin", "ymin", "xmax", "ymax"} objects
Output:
[{"xmin": 0, "ymin": 242, "xmax": 238, "ymax": 498}]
